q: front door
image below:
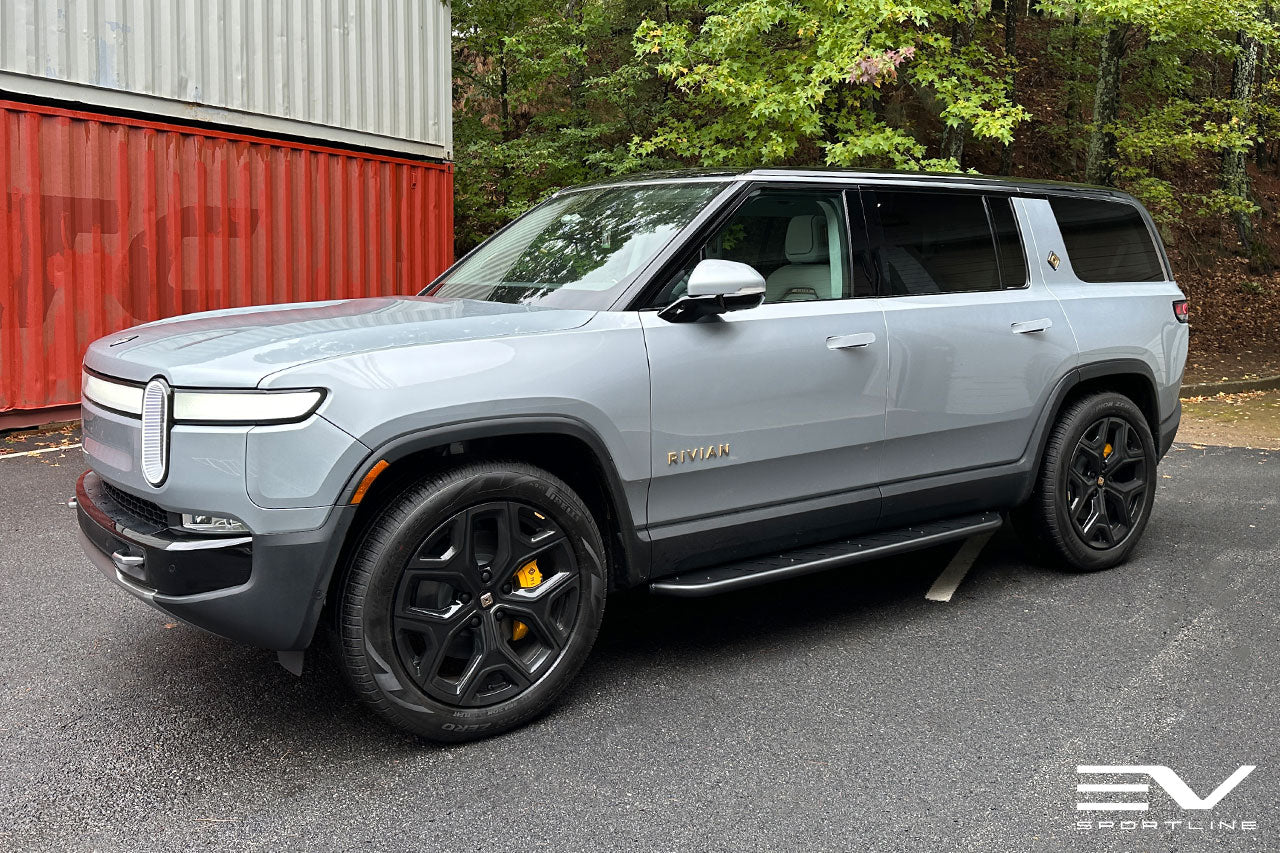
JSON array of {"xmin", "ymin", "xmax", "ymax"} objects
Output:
[{"xmin": 639, "ymin": 186, "xmax": 888, "ymax": 572}]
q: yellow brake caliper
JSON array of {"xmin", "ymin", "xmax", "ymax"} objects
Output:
[
  {"xmin": 511, "ymin": 559, "xmax": 543, "ymax": 641},
  {"xmin": 1104, "ymin": 443, "xmax": 1113, "ymax": 459}
]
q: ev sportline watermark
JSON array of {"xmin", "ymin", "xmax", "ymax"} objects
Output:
[{"xmin": 1074, "ymin": 765, "xmax": 1258, "ymax": 834}]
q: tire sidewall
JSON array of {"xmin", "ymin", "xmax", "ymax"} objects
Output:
[{"xmin": 348, "ymin": 464, "xmax": 606, "ymax": 740}]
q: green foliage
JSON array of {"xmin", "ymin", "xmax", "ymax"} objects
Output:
[
  {"xmin": 451, "ymin": 0, "xmax": 663, "ymax": 250},
  {"xmin": 630, "ymin": 0, "xmax": 1026, "ymax": 169},
  {"xmin": 451, "ymin": 0, "xmax": 1280, "ymax": 262}
]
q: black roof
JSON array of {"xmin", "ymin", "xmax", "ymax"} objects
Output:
[{"xmin": 569, "ymin": 167, "xmax": 1129, "ymax": 199}]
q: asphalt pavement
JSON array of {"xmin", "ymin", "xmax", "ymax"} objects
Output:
[{"xmin": 0, "ymin": 442, "xmax": 1276, "ymax": 852}]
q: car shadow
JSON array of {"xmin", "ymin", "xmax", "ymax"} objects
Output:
[{"xmin": 92, "ymin": 527, "xmax": 1034, "ymax": 757}]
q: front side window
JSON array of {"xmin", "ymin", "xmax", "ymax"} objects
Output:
[
  {"xmin": 429, "ymin": 182, "xmax": 725, "ymax": 309},
  {"xmin": 647, "ymin": 188, "xmax": 862, "ymax": 308},
  {"xmin": 866, "ymin": 191, "xmax": 1025, "ymax": 295},
  {"xmin": 1048, "ymin": 196, "xmax": 1166, "ymax": 283}
]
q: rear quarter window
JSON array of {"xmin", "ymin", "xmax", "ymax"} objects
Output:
[{"xmin": 1048, "ymin": 196, "xmax": 1166, "ymax": 283}]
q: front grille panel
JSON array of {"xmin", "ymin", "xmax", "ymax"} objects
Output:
[{"xmin": 101, "ymin": 480, "xmax": 171, "ymax": 530}]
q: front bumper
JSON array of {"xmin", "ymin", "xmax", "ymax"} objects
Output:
[{"xmin": 76, "ymin": 470, "xmax": 355, "ymax": 650}]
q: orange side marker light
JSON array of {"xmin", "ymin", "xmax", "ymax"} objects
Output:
[{"xmin": 351, "ymin": 459, "xmax": 389, "ymax": 505}]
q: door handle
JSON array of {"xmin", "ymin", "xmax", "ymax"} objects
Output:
[
  {"xmin": 826, "ymin": 332, "xmax": 877, "ymax": 350},
  {"xmin": 1011, "ymin": 318, "xmax": 1052, "ymax": 335}
]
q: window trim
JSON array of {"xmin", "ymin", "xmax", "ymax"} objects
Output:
[{"xmin": 628, "ymin": 181, "xmax": 863, "ymax": 311}]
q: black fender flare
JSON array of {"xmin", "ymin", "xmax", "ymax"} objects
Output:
[
  {"xmin": 1018, "ymin": 358, "xmax": 1163, "ymax": 503},
  {"xmin": 334, "ymin": 415, "xmax": 650, "ymax": 589}
]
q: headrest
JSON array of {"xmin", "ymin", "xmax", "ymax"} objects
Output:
[{"xmin": 785, "ymin": 214, "xmax": 828, "ymax": 263}]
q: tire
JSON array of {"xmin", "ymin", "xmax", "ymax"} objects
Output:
[
  {"xmin": 1015, "ymin": 392, "xmax": 1158, "ymax": 572},
  {"xmin": 337, "ymin": 460, "xmax": 607, "ymax": 741}
]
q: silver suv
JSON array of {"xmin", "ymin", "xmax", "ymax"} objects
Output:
[{"xmin": 75, "ymin": 169, "xmax": 1188, "ymax": 740}]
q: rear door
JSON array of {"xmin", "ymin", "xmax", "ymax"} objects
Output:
[
  {"xmin": 865, "ymin": 188, "xmax": 1078, "ymax": 520},
  {"xmin": 639, "ymin": 185, "xmax": 888, "ymax": 570}
]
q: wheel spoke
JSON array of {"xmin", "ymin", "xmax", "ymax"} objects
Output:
[
  {"xmin": 457, "ymin": 615, "xmax": 532, "ymax": 704},
  {"xmin": 413, "ymin": 514, "xmax": 469, "ymax": 571},
  {"xmin": 1067, "ymin": 468, "xmax": 1093, "ymax": 517},
  {"xmin": 503, "ymin": 573, "xmax": 580, "ymax": 651},
  {"xmin": 394, "ymin": 603, "xmax": 482, "ymax": 696},
  {"xmin": 1106, "ymin": 476, "xmax": 1145, "ymax": 501},
  {"xmin": 1106, "ymin": 419, "xmax": 1134, "ymax": 466},
  {"xmin": 1079, "ymin": 488, "xmax": 1114, "ymax": 545},
  {"xmin": 1078, "ymin": 421, "xmax": 1107, "ymax": 464}
]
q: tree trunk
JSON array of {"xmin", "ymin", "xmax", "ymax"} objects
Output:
[
  {"xmin": 941, "ymin": 15, "xmax": 973, "ymax": 167},
  {"xmin": 1063, "ymin": 14, "xmax": 1083, "ymax": 173},
  {"xmin": 1256, "ymin": 11, "xmax": 1272, "ymax": 170},
  {"xmin": 1000, "ymin": 0, "xmax": 1018, "ymax": 175},
  {"xmin": 1222, "ymin": 32, "xmax": 1261, "ymax": 255},
  {"xmin": 1084, "ymin": 26, "xmax": 1128, "ymax": 186}
]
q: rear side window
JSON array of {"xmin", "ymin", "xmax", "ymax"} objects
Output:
[
  {"xmin": 866, "ymin": 191, "xmax": 1026, "ymax": 295},
  {"xmin": 1048, "ymin": 196, "xmax": 1166, "ymax": 282}
]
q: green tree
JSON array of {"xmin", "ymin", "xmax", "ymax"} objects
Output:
[{"xmin": 629, "ymin": 0, "xmax": 1027, "ymax": 170}]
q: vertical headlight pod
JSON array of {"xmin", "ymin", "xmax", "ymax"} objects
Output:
[
  {"xmin": 171, "ymin": 389, "xmax": 325, "ymax": 424},
  {"xmin": 140, "ymin": 378, "xmax": 172, "ymax": 486}
]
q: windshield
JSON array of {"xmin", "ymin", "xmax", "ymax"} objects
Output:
[{"xmin": 427, "ymin": 182, "xmax": 726, "ymax": 309}]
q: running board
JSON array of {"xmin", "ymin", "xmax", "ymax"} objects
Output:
[{"xmin": 648, "ymin": 512, "xmax": 1003, "ymax": 598}]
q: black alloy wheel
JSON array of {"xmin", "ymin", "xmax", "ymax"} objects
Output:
[
  {"xmin": 1014, "ymin": 391, "xmax": 1158, "ymax": 572},
  {"xmin": 393, "ymin": 500, "xmax": 582, "ymax": 708},
  {"xmin": 1064, "ymin": 416, "xmax": 1149, "ymax": 550},
  {"xmin": 338, "ymin": 461, "xmax": 606, "ymax": 741}
]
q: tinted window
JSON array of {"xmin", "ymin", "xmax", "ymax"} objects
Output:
[
  {"xmin": 647, "ymin": 188, "xmax": 862, "ymax": 308},
  {"xmin": 1048, "ymin": 196, "xmax": 1165, "ymax": 282},
  {"xmin": 868, "ymin": 191, "xmax": 1003, "ymax": 295},
  {"xmin": 989, "ymin": 197, "xmax": 1028, "ymax": 288}
]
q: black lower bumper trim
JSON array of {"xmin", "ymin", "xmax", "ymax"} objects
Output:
[
  {"xmin": 1159, "ymin": 400, "xmax": 1181, "ymax": 458},
  {"xmin": 76, "ymin": 470, "xmax": 356, "ymax": 650},
  {"xmin": 77, "ymin": 473, "xmax": 251, "ymax": 595}
]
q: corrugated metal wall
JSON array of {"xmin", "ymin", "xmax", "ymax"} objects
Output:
[
  {"xmin": 0, "ymin": 0, "xmax": 452, "ymax": 159},
  {"xmin": 0, "ymin": 99, "xmax": 453, "ymax": 415}
]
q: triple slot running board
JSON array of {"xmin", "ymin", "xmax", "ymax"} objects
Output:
[{"xmin": 648, "ymin": 512, "xmax": 1003, "ymax": 598}]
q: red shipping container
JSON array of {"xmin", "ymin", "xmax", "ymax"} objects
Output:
[{"xmin": 0, "ymin": 99, "xmax": 453, "ymax": 423}]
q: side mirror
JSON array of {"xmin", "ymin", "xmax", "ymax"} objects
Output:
[{"xmin": 658, "ymin": 259, "xmax": 766, "ymax": 323}]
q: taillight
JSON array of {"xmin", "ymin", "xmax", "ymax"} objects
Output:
[{"xmin": 1173, "ymin": 299, "xmax": 1189, "ymax": 323}]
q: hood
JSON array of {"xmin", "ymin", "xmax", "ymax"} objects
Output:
[{"xmin": 83, "ymin": 297, "xmax": 597, "ymax": 386}]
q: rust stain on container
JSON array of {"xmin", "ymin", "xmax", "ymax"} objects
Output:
[{"xmin": 0, "ymin": 99, "xmax": 453, "ymax": 416}]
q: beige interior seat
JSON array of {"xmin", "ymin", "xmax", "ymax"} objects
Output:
[{"xmin": 765, "ymin": 215, "xmax": 831, "ymax": 302}]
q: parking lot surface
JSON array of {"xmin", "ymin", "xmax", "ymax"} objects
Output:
[{"xmin": 0, "ymin": 443, "xmax": 1276, "ymax": 852}]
